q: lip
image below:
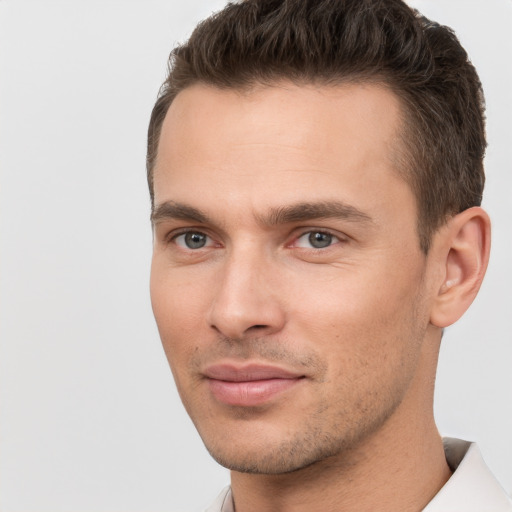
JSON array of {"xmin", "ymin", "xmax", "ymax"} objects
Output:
[{"xmin": 203, "ymin": 363, "xmax": 305, "ymax": 407}]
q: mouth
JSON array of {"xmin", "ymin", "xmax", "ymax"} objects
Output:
[{"xmin": 203, "ymin": 363, "xmax": 306, "ymax": 407}]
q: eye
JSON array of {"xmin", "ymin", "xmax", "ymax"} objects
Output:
[
  {"xmin": 174, "ymin": 231, "xmax": 212, "ymax": 249},
  {"xmin": 295, "ymin": 231, "xmax": 339, "ymax": 249}
]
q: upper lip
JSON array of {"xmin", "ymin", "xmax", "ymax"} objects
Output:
[{"xmin": 203, "ymin": 363, "xmax": 305, "ymax": 382}]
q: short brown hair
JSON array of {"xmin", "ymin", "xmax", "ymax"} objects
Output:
[{"xmin": 147, "ymin": 0, "xmax": 486, "ymax": 253}]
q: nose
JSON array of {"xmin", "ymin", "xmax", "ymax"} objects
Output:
[{"xmin": 207, "ymin": 249, "xmax": 286, "ymax": 340}]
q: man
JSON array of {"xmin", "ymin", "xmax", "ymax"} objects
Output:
[{"xmin": 147, "ymin": 0, "xmax": 511, "ymax": 510}]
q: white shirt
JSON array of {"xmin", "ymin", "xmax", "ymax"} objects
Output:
[{"xmin": 205, "ymin": 438, "xmax": 512, "ymax": 511}]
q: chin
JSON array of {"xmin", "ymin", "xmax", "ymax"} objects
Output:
[
  {"xmin": 200, "ymin": 425, "xmax": 358, "ymax": 475},
  {"xmin": 207, "ymin": 447, "xmax": 321, "ymax": 475}
]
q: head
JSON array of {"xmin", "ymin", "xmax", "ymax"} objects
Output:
[{"xmin": 148, "ymin": 0, "xmax": 490, "ymax": 475}]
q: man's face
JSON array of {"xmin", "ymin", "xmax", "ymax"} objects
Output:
[{"xmin": 150, "ymin": 82, "xmax": 438, "ymax": 474}]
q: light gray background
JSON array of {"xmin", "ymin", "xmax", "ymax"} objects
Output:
[{"xmin": 0, "ymin": 1, "xmax": 511, "ymax": 511}]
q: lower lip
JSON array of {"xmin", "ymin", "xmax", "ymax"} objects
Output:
[{"xmin": 207, "ymin": 378, "xmax": 303, "ymax": 406}]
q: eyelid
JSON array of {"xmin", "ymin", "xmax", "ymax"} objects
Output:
[
  {"xmin": 162, "ymin": 225, "xmax": 201, "ymax": 241},
  {"xmin": 289, "ymin": 228, "xmax": 347, "ymax": 248},
  {"xmin": 165, "ymin": 227, "xmax": 218, "ymax": 248},
  {"xmin": 160, "ymin": 225, "xmax": 346, "ymax": 250},
  {"xmin": 177, "ymin": 233, "xmax": 212, "ymax": 249}
]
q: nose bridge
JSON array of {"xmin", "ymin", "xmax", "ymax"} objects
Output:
[{"xmin": 208, "ymin": 241, "xmax": 285, "ymax": 339}]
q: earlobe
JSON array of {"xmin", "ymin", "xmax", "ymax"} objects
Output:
[{"xmin": 430, "ymin": 207, "xmax": 491, "ymax": 328}]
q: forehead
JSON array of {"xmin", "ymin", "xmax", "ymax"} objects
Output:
[{"xmin": 153, "ymin": 82, "xmax": 411, "ymax": 218}]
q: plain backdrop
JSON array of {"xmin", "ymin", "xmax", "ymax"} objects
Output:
[{"xmin": 0, "ymin": 1, "xmax": 511, "ymax": 511}]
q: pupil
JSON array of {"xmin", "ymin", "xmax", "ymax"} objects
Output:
[
  {"xmin": 309, "ymin": 232, "xmax": 332, "ymax": 248},
  {"xmin": 185, "ymin": 232, "xmax": 206, "ymax": 249}
]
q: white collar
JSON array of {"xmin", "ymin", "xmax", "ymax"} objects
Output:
[{"xmin": 423, "ymin": 437, "xmax": 512, "ymax": 511}]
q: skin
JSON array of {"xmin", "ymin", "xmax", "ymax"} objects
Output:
[{"xmin": 150, "ymin": 82, "xmax": 490, "ymax": 511}]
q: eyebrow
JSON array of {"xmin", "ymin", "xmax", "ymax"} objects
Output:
[
  {"xmin": 152, "ymin": 199, "xmax": 373, "ymax": 228},
  {"xmin": 151, "ymin": 201, "xmax": 210, "ymax": 225},
  {"xmin": 262, "ymin": 201, "xmax": 373, "ymax": 226}
]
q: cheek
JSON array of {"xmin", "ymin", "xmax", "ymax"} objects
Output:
[
  {"xmin": 150, "ymin": 264, "xmax": 209, "ymax": 374},
  {"xmin": 293, "ymin": 278, "xmax": 426, "ymax": 424},
  {"xmin": 151, "ymin": 257, "xmax": 210, "ymax": 322},
  {"xmin": 289, "ymin": 259, "xmax": 427, "ymax": 365}
]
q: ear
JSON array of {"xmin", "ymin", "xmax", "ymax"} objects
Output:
[{"xmin": 430, "ymin": 207, "xmax": 491, "ymax": 328}]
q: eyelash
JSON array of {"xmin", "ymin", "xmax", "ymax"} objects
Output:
[
  {"xmin": 166, "ymin": 228, "xmax": 344, "ymax": 251},
  {"xmin": 168, "ymin": 229, "xmax": 216, "ymax": 249},
  {"xmin": 293, "ymin": 230, "xmax": 342, "ymax": 250}
]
